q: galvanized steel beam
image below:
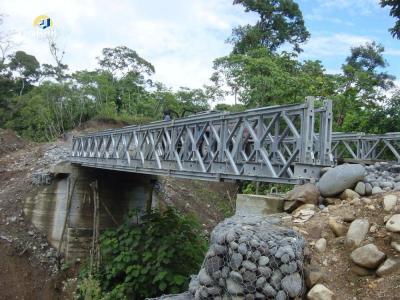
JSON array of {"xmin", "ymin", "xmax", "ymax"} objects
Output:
[{"xmin": 70, "ymin": 98, "xmax": 334, "ymax": 184}]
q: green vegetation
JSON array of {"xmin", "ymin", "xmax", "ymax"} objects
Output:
[
  {"xmin": 77, "ymin": 208, "xmax": 207, "ymax": 299},
  {"xmin": 1, "ymin": 1, "xmax": 400, "ymax": 142}
]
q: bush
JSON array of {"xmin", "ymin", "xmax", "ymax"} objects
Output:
[{"xmin": 77, "ymin": 208, "xmax": 207, "ymax": 299}]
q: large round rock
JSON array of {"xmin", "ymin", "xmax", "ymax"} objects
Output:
[{"xmin": 317, "ymin": 164, "xmax": 365, "ymax": 197}]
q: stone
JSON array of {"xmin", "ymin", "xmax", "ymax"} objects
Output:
[
  {"xmin": 230, "ymin": 253, "xmax": 243, "ymax": 270},
  {"xmin": 205, "ymin": 256, "xmax": 222, "ymax": 274},
  {"xmin": 243, "ymin": 271, "xmax": 257, "ymax": 282},
  {"xmin": 317, "ymin": 164, "xmax": 365, "ymax": 197},
  {"xmin": 258, "ymin": 256, "xmax": 269, "ymax": 266},
  {"xmin": 270, "ymin": 270, "xmax": 283, "ymax": 289},
  {"xmin": 351, "ymin": 264, "xmax": 374, "ymax": 276},
  {"xmin": 350, "ymin": 244, "xmax": 386, "ymax": 269},
  {"xmin": 242, "ymin": 260, "xmax": 257, "ymax": 271},
  {"xmin": 376, "ymin": 258, "xmax": 400, "ymax": 276},
  {"xmin": 372, "ymin": 186, "xmax": 383, "ymax": 195},
  {"xmin": 386, "ymin": 214, "xmax": 400, "ymax": 232},
  {"xmin": 324, "ymin": 197, "xmax": 341, "ymax": 206},
  {"xmin": 281, "ymin": 272, "xmax": 302, "ymax": 298},
  {"xmin": 255, "ymin": 276, "xmax": 266, "ymax": 288},
  {"xmin": 391, "ymin": 241, "xmax": 400, "ymax": 252},
  {"xmin": 281, "ymin": 253, "xmax": 290, "ymax": 263},
  {"xmin": 307, "ymin": 284, "xmax": 335, "ymax": 300},
  {"xmin": 342, "ymin": 211, "xmax": 357, "ymax": 222},
  {"xmin": 280, "ymin": 261, "xmax": 297, "ymax": 274},
  {"xmin": 275, "ymin": 245, "xmax": 295, "ymax": 259},
  {"xmin": 292, "ymin": 204, "xmax": 316, "ymax": 215},
  {"xmin": 365, "ymin": 183, "xmax": 372, "ymax": 195},
  {"xmin": 230, "ymin": 271, "xmax": 243, "ymax": 282},
  {"xmin": 258, "ymin": 266, "xmax": 272, "ymax": 278},
  {"xmin": 199, "ymin": 268, "xmax": 214, "ymax": 286},
  {"xmin": 238, "ymin": 243, "xmax": 248, "ymax": 255},
  {"xmin": 276, "ymin": 290, "xmax": 287, "ymax": 300},
  {"xmin": 384, "ymin": 195, "xmax": 398, "ymax": 212},
  {"xmin": 380, "ymin": 181, "xmax": 394, "ymax": 189},
  {"xmin": 328, "ymin": 217, "xmax": 347, "ymax": 237},
  {"xmin": 285, "ymin": 183, "xmax": 320, "ymax": 212},
  {"xmin": 354, "ymin": 181, "xmax": 366, "ymax": 196},
  {"xmin": 255, "ymin": 292, "xmax": 266, "ymax": 300},
  {"xmin": 305, "ymin": 266, "xmax": 324, "ymax": 288},
  {"xmin": 283, "ymin": 200, "xmax": 298, "ymax": 212},
  {"xmin": 262, "ymin": 283, "xmax": 277, "ymax": 297},
  {"xmin": 346, "ymin": 219, "xmax": 370, "ymax": 248},
  {"xmin": 226, "ymin": 278, "xmax": 244, "ymax": 295},
  {"xmin": 315, "ymin": 238, "xmax": 327, "ymax": 253},
  {"xmin": 339, "ymin": 189, "xmax": 360, "ymax": 200}
]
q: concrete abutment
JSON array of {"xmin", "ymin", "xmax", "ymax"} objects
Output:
[{"xmin": 24, "ymin": 163, "xmax": 157, "ymax": 262}]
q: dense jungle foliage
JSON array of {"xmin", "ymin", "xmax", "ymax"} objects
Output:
[{"xmin": 1, "ymin": 1, "xmax": 400, "ymax": 142}]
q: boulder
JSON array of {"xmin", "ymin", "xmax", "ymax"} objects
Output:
[
  {"xmin": 328, "ymin": 217, "xmax": 347, "ymax": 237},
  {"xmin": 305, "ymin": 266, "xmax": 324, "ymax": 288},
  {"xmin": 350, "ymin": 244, "xmax": 386, "ymax": 269},
  {"xmin": 376, "ymin": 258, "xmax": 400, "ymax": 276},
  {"xmin": 383, "ymin": 195, "xmax": 398, "ymax": 212},
  {"xmin": 386, "ymin": 214, "xmax": 400, "ymax": 232},
  {"xmin": 314, "ymin": 238, "xmax": 327, "ymax": 253},
  {"xmin": 339, "ymin": 189, "xmax": 360, "ymax": 200},
  {"xmin": 351, "ymin": 264, "xmax": 374, "ymax": 276},
  {"xmin": 365, "ymin": 183, "xmax": 372, "ymax": 195},
  {"xmin": 391, "ymin": 241, "xmax": 400, "ymax": 252},
  {"xmin": 317, "ymin": 164, "xmax": 365, "ymax": 197},
  {"xmin": 354, "ymin": 181, "xmax": 366, "ymax": 196},
  {"xmin": 285, "ymin": 184, "xmax": 320, "ymax": 212},
  {"xmin": 307, "ymin": 284, "xmax": 335, "ymax": 300},
  {"xmin": 372, "ymin": 186, "xmax": 383, "ymax": 195},
  {"xmin": 346, "ymin": 219, "xmax": 370, "ymax": 248}
]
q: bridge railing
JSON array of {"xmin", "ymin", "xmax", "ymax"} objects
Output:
[
  {"xmin": 331, "ymin": 132, "xmax": 400, "ymax": 162},
  {"xmin": 70, "ymin": 97, "xmax": 333, "ymax": 184}
]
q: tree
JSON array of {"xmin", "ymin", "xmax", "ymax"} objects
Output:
[
  {"xmin": 381, "ymin": 0, "xmax": 400, "ymax": 39},
  {"xmin": 229, "ymin": 0, "xmax": 310, "ymax": 54},
  {"xmin": 211, "ymin": 48, "xmax": 335, "ymax": 107},
  {"xmin": 8, "ymin": 51, "xmax": 40, "ymax": 95},
  {"xmin": 334, "ymin": 42, "xmax": 395, "ymax": 128},
  {"xmin": 0, "ymin": 15, "xmax": 17, "ymax": 64},
  {"xmin": 97, "ymin": 46, "xmax": 155, "ymax": 77},
  {"xmin": 41, "ymin": 37, "xmax": 69, "ymax": 82}
]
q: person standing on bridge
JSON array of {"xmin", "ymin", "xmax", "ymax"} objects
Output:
[{"xmin": 163, "ymin": 110, "xmax": 171, "ymax": 121}]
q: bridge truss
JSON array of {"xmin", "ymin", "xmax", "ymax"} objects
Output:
[
  {"xmin": 70, "ymin": 97, "xmax": 334, "ymax": 184},
  {"xmin": 331, "ymin": 132, "xmax": 400, "ymax": 163}
]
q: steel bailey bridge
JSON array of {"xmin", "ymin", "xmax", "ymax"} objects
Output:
[{"xmin": 69, "ymin": 97, "xmax": 400, "ymax": 184}]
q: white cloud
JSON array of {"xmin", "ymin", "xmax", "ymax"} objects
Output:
[
  {"xmin": 385, "ymin": 48, "xmax": 400, "ymax": 56},
  {"xmin": 0, "ymin": 0, "xmax": 252, "ymax": 91},
  {"xmin": 301, "ymin": 33, "xmax": 372, "ymax": 58},
  {"xmin": 318, "ymin": 0, "xmax": 381, "ymax": 15}
]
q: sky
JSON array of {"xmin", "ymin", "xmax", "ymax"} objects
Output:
[{"xmin": 1, "ymin": 0, "xmax": 399, "ymax": 98}]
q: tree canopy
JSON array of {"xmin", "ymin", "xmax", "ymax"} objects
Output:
[
  {"xmin": 381, "ymin": 0, "xmax": 400, "ymax": 39},
  {"xmin": 229, "ymin": 0, "xmax": 310, "ymax": 54}
]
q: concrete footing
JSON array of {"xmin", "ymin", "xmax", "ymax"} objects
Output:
[{"xmin": 235, "ymin": 193, "xmax": 284, "ymax": 216}]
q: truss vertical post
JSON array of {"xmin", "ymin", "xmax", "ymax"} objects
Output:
[
  {"xmin": 300, "ymin": 96, "xmax": 315, "ymax": 164},
  {"xmin": 318, "ymin": 99, "xmax": 333, "ymax": 166}
]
